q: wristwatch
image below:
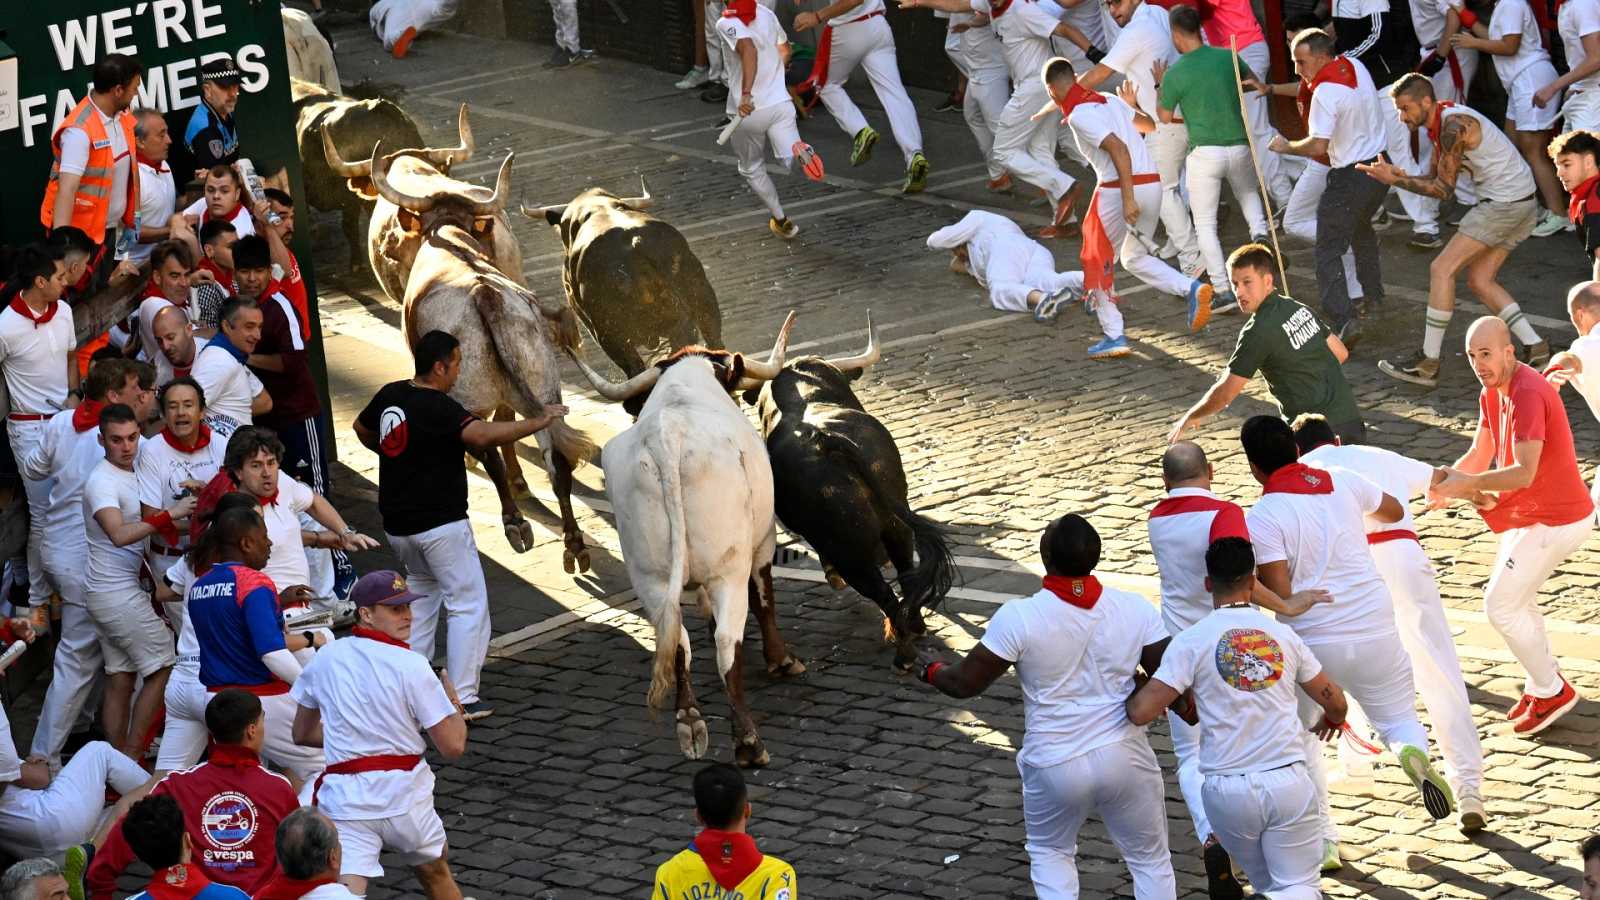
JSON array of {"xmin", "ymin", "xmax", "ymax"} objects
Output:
[{"xmin": 301, "ymin": 630, "xmax": 317, "ymax": 649}]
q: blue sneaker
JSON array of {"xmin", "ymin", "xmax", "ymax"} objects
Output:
[
  {"xmin": 1087, "ymin": 335, "xmax": 1131, "ymax": 359},
  {"xmin": 1211, "ymin": 291, "xmax": 1239, "ymax": 315},
  {"xmin": 1187, "ymin": 279, "xmax": 1214, "ymax": 332}
]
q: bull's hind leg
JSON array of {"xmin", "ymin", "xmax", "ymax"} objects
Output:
[
  {"xmin": 471, "ymin": 446, "xmax": 534, "ymax": 553},
  {"xmin": 882, "ymin": 520, "xmax": 927, "ymax": 637},
  {"xmin": 548, "ymin": 447, "xmax": 590, "ymax": 573},
  {"xmin": 707, "ymin": 579, "xmax": 769, "ymax": 768},
  {"xmin": 673, "ymin": 638, "xmax": 709, "ymax": 760},
  {"xmin": 831, "ymin": 554, "xmax": 916, "ymax": 672},
  {"xmin": 748, "ymin": 563, "xmax": 805, "ymax": 678},
  {"xmin": 492, "ymin": 406, "xmax": 532, "ymax": 499}
]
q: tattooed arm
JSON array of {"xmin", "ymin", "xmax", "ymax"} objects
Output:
[{"xmin": 1355, "ymin": 113, "xmax": 1475, "ymax": 199}]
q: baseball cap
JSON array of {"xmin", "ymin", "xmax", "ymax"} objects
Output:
[
  {"xmin": 351, "ymin": 570, "xmax": 424, "ymax": 608},
  {"xmin": 201, "ymin": 57, "xmax": 243, "ymax": 86}
]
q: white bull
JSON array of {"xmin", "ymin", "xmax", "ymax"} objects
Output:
[{"xmin": 569, "ymin": 314, "xmax": 807, "ymax": 768}]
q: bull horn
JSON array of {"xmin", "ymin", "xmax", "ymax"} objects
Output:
[
  {"xmin": 824, "ymin": 311, "xmax": 880, "ymax": 373},
  {"xmin": 368, "ymin": 141, "xmax": 437, "ymax": 213},
  {"xmin": 567, "ymin": 349, "xmax": 662, "ymax": 401},
  {"xmin": 468, "ymin": 152, "xmax": 514, "ymax": 216},
  {"xmin": 519, "ymin": 200, "xmax": 568, "ymax": 222},
  {"xmin": 620, "ymin": 175, "xmax": 653, "ymax": 210},
  {"xmin": 739, "ymin": 310, "xmax": 796, "ymax": 382},
  {"xmin": 321, "ymin": 127, "xmax": 371, "ymax": 178},
  {"xmin": 423, "ymin": 103, "xmax": 475, "ymax": 168}
]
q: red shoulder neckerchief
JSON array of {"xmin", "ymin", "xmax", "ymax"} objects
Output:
[
  {"xmin": 137, "ymin": 151, "xmax": 170, "ymax": 174},
  {"xmin": 722, "ymin": 0, "xmax": 756, "ymax": 23},
  {"xmin": 1296, "ymin": 56, "xmax": 1358, "ymax": 165},
  {"xmin": 692, "ymin": 829, "xmax": 763, "ymax": 891},
  {"xmin": 206, "ymin": 743, "xmax": 261, "ymax": 768},
  {"xmin": 989, "ymin": 0, "xmax": 1017, "ymax": 15},
  {"xmin": 140, "ymin": 864, "xmax": 214, "ymax": 900},
  {"xmin": 1053, "ymin": 81, "xmax": 1107, "ymax": 123},
  {"xmin": 195, "ymin": 257, "xmax": 234, "ymax": 294},
  {"xmin": 1425, "ymin": 100, "xmax": 1457, "ymax": 150},
  {"xmin": 201, "ymin": 202, "xmax": 243, "ymax": 229},
  {"xmin": 1042, "ymin": 574, "xmax": 1103, "ymax": 609},
  {"xmin": 1262, "ymin": 462, "xmax": 1335, "ymax": 495},
  {"xmin": 7, "ymin": 295, "xmax": 59, "ymax": 328},
  {"xmin": 70, "ymin": 399, "xmax": 106, "ymax": 433},
  {"xmin": 1570, "ymin": 173, "xmax": 1600, "ymax": 224},
  {"xmin": 161, "ymin": 423, "xmax": 212, "ymax": 453},
  {"xmin": 353, "ymin": 625, "xmax": 410, "ymax": 649}
]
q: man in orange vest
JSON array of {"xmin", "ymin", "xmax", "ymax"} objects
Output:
[{"xmin": 40, "ymin": 54, "xmax": 143, "ymax": 253}]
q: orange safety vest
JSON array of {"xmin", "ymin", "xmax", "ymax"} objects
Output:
[{"xmin": 39, "ymin": 95, "xmax": 139, "ymax": 240}]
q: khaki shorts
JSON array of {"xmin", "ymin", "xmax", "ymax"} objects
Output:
[
  {"xmin": 1458, "ymin": 197, "xmax": 1540, "ymax": 251},
  {"xmin": 85, "ymin": 587, "xmax": 176, "ymax": 676}
]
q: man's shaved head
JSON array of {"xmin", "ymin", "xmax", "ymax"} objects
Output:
[
  {"xmin": 1466, "ymin": 315, "xmax": 1511, "ymax": 348},
  {"xmin": 1161, "ymin": 441, "xmax": 1210, "ymax": 486},
  {"xmin": 1570, "ymin": 281, "xmax": 1600, "ymax": 317},
  {"xmin": 1465, "ymin": 316, "xmax": 1518, "ymax": 391}
]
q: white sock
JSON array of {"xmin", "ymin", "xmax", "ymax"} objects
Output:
[
  {"xmin": 1499, "ymin": 303, "xmax": 1542, "ymax": 345},
  {"xmin": 1093, "ymin": 291, "xmax": 1124, "ymax": 340},
  {"xmin": 747, "ymin": 170, "xmax": 784, "ymax": 220},
  {"xmin": 1423, "ymin": 308, "xmax": 1453, "ymax": 359}
]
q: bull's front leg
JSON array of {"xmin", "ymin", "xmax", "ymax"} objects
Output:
[
  {"xmin": 748, "ymin": 563, "xmax": 805, "ymax": 678},
  {"xmin": 341, "ymin": 205, "xmax": 365, "ymax": 273},
  {"xmin": 471, "ymin": 446, "xmax": 534, "ymax": 553},
  {"xmin": 549, "ymin": 448, "xmax": 591, "ymax": 574},
  {"xmin": 492, "ymin": 406, "xmax": 532, "ymax": 499}
]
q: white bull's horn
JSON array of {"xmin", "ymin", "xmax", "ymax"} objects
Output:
[
  {"xmin": 824, "ymin": 311, "xmax": 880, "ymax": 373},
  {"xmin": 468, "ymin": 153, "xmax": 514, "ymax": 217},
  {"xmin": 620, "ymin": 175, "xmax": 653, "ymax": 210},
  {"xmin": 520, "ymin": 200, "xmax": 568, "ymax": 221},
  {"xmin": 368, "ymin": 141, "xmax": 437, "ymax": 213},
  {"xmin": 321, "ymin": 127, "xmax": 371, "ymax": 178},
  {"xmin": 568, "ymin": 349, "xmax": 662, "ymax": 401},
  {"xmin": 740, "ymin": 310, "xmax": 797, "ymax": 381},
  {"xmin": 423, "ymin": 103, "xmax": 475, "ymax": 168}
]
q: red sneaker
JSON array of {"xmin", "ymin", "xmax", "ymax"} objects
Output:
[
  {"xmin": 1039, "ymin": 184, "xmax": 1081, "ymax": 239},
  {"xmin": 986, "ymin": 173, "xmax": 1013, "ymax": 192},
  {"xmin": 392, "ymin": 26, "xmax": 418, "ymax": 59},
  {"xmin": 1512, "ymin": 677, "xmax": 1580, "ymax": 735},
  {"xmin": 1506, "ymin": 694, "xmax": 1533, "ymax": 721},
  {"xmin": 792, "ymin": 142, "xmax": 825, "ymax": 182}
]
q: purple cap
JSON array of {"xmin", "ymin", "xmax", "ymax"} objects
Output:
[{"xmin": 351, "ymin": 570, "xmax": 424, "ymax": 608}]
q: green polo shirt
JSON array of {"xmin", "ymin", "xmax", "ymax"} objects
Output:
[
  {"xmin": 1158, "ymin": 46, "xmax": 1252, "ymax": 150},
  {"xmin": 1228, "ymin": 294, "xmax": 1362, "ymax": 426}
]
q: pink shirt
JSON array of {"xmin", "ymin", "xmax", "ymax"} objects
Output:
[{"xmin": 1202, "ymin": 0, "xmax": 1264, "ymax": 49}]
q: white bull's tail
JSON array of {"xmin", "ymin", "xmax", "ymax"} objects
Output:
[{"xmin": 645, "ymin": 426, "xmax": 689, "ymax": 712}]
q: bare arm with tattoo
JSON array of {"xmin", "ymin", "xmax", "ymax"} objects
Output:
[{"xmin": 1356, "ymin": 113, "xmax": 1475, "ymax": 199}]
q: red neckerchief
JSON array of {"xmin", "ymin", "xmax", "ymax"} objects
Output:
[
  {"xmin": 353, "ymin": 625, "xmax": 410, "ymax": 649},
  {"xmin": 1053, "ymin": 82, "xmax": 1107, "ymax": 123},
  {"xmin": 1042, "ymin": 574, "xmax": 1103, "ymax": 610},
  {"xmin": 1570, "ymin": 173, "xmax": 1600, "ymax": 224},
  {"xmin": 989, "ymin": 0, "xmax": 1016, "ymax": 16},
  {"xmin": 1425, "ymin": 100, "xmax": 1456, "ymax": 149},
  {"xmin": 1262, "ymin": 462, "xmax": 1335, "ymax": 495},
  {"xmin": 70, "ymin": 399, "xmax": 106, "ymax": 433},
  {"xmin": 196, "ymin": 258, "xmax": 234, "ymax": 293},
  {"xmin": 1297, "ymin": 55, "xmax": 1359, "ymax": 127},
  {"xmin": 137, "ymin": 151, "xmax": 169, "ymax": 174},
  {"xmin": 161, "ymin": 422, "xmax": 212, "ymax": 453},
  {"xmin": 692, "ymin": 829, "xmax": 763, "ymax": 891},
  {"xmin": 141, "ymin": 864, "xmax": 213, "ymax": 900},
  {"xmin": 7, "ymin": 295, "xmax": 59, "ymax": 328},
  {"xmin": 139, "ymin": 278, "xmax": 169, "ymax": 301},
  {"xmin": 206, "ymin": 743, "xmax": 261, "ymax": 768},
  {"xmin": 201, "ymin": 202, "xmax": 242, "ymax": 228},
  {"xmin": 722, "ymin": 0, "xmax": 756, "ymax": 23},
  {"xmin": 258, "ymin": 491, "xmax": 279, "ymax": 507},
  {"xmin": 253, "ymin": 875, "xmax": 339, "ymax": 900}
]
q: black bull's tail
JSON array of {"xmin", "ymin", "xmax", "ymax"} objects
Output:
[{"xmin": 823, "ymin": 440, "xmax": 958, "ymax": 614}]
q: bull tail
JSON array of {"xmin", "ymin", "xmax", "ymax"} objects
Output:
[
  {"xmin": 894, "ymin": 502, "xmax": 958, "ymax": 615},
  {"xmin": 545, "ymin": 417, "xmax": 597, "ymax": 470},
  {"xmin": 646, "ymin": 428, "xmax": 689, "ymax": 713}
]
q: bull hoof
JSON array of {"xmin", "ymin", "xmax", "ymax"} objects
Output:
[
  {"xmin": 561, "ymin": 548, "xmax": 591, "ymax": 574},
  {"xmin": 892, "ymin": 653, "xmax": 917, "ymax": 674},
  {"xmin": 734, "ymin": 735, "xmax": 770, "ymax": 769},
  {"xmin": 767, "ymin": 656, "xmax": 807, "ymax": 678},
  {"xmin": 676, "ymin": 707, "xmax": 709, "ymax": 759},
  {"xmin": 823, "ymin": 567, "xmax": 847, "ymax": 591},
  {"xmin": 509, "ymin": 477, "xmax": 533, "ymax": 500},
  {"xmin": 503, "ymin": 518, "xmax": 535, "ymax": 553}
]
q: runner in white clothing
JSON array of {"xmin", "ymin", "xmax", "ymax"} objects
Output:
[
  {"xmin": 1130, "ymin": 536, "xmax": 1350, "ymax": 900},
  {"xmin": 944, "ymin": 10, "xmax": 1014, "ymax": 190},
  {"xmin": 1291, "ymin": 414, "xmax": 1488, "ymax": 833},
  {"xmin": 1239, "ymin": 414, "xmax": 1454, "ymax": 869},
  {"xmin": 270, "ymin": 807, "xmax": 365, "ymax": 900},
  {"xmin": 716, "ymin": 0, "xmax": 825, "ymax": 240},
  {"xmin": 926, "ymin": 210, "xmax": 1083, "ymax": 318},
  {"xmin": 919, "ymin": 515, "xmax": 1179, "ymax": 899},
  {"xmin": 137, "ymin": 378, "xmax": 226, "ymax": 607},
  {"xmin": 1542, "ymin": 0, "xmax": 1600, "ymax": 131},
  {"xmin": 291, "ymin": 571, "xmax": 469, "ymax": 898},
  {"xmin": 191, "ymin": 298, "xmax": 271, "ymax": 438},
  {"xmin": 1548, "ymin": 281, "xmax": 1600, "ymax": 508}
]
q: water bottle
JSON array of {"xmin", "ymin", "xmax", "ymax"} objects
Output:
[
  {"xmin": 113, "ymin": 211, "xmax": 140, "ymax": 261},
  {"xmin": 236, "ymin": 158, "xmax": 282, "ymax": 226},
  {"xmin": 0, "ymin": 640, "xmax": 26, "ymax": 673}
]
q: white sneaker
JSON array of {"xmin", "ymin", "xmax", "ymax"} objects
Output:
[
  {"xmin": 1458, "ymin": 787, "xmax": 1486, "ymax": 834},
  {"xmin": 1532, "ymin": 210, "xmax": 1573, "ymax": 237},
  {"xmin": 675, "ymin": 65, "xmax": 711, "ymax": 90}
]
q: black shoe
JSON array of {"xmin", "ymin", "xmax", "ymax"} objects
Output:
[
  {"xmin": 700, "ymin": 83, "xmax": 729, "ymax": 103},
  {"xmin": 1204, "ymin": 841, "xmax": 1244, "ymax": 900},
  {"xmin": 933, "ymin": 93, "xmax": 963, "ymax": 112},
  {"xmin": 1409, "ymin": 230, "xmax": 1443, "ymax": 250},
  {"xmin": 461, "ymin": 701, "xmax": 495, "ymax": 721},
  {"xmin": 1338, "ymin": 316, "xmax": 1365, "ymax": 350},
  {"xmin": 544, "ymin": 47, "xmax": 577, "ymax": 68}
]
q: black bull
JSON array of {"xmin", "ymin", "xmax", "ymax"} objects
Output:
[{"xmin": 752, "ymin": 356, "xmax": 956, "ymax": 669}]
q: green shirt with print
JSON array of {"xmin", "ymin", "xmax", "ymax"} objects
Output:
[
  {"xmin": 1228, "ymin": 294, "xmax": 1362, "ymax": 426},
  {"xmin": 1158, "ymin": 46, "xmax": 1252, "ymax": 150}
]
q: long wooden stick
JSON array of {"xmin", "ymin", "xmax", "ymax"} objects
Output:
[{"xmin": 1230, "ymin": 35, "xmax": 1291, "ymax": 296}]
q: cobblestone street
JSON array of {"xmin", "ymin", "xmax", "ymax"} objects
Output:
[{"xmin": 273, "ymin": 18, "xmax": 1600, "ymax": 898}]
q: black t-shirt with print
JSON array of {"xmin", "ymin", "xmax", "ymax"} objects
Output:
[{"xmin": 357, "ymin": 380, "xmax": 478, "ymax": 537}]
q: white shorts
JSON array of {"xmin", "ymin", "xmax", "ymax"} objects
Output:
[
  {"xmin": 85, "ymin": 586, "xmax": 176, "ymax": 676},
  {"xmin": 1508, "ymin": 61, "xmax": 1563, "ymax": 131},
  {"xmin": 1562, "ymin": 89, "xmax": 1600, "ymax": 133},
  {"xmin": 334, "ymin": 798, "xmax": 449, "ymax": 878}
]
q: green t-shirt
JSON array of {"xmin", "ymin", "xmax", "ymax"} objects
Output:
[
  {"xmin": 1158, "ymin": 46, "xmax": 1252, "ymax": 150},
  {"xmin": 1227, "ymin": 294, "xmax": 1362, "ymax": 426}
]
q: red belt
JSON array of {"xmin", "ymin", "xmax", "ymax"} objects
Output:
[
  {"xmin": 7, "ymin": 413, "xmax": 49, "ymax": 422},
  {"xmin": 1367, "ymin": 529, "xmax": 1418, "ymax": 545},
  {"xmin": 312, "ymin": 754, "xmax": 424, "ymax": 806},
  {"xmin": 1099, "ymin": 173, "xmax": 1162, "ymax": 189},
  {"xmin": 838, "ymin": 8, "xmax": 885, "ymax": 24},
  {"xmin": 207, "ymin": 680, "xmax": 291, "ymax": 696}
]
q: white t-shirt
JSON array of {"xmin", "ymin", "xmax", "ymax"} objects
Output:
[
  {"xmin": 1300, "ymin": 443, "xmax": 1433, "ymax": 534},
  {"xmin": 0, "ymin": 705, "xmax": 22, "ymax": 785},
  {"xmin": 191, "ymin": 342, "xmax": 263, "ymax": 436},
  {"xmin": 926, "ymin": 210, "xmax": 1038, "ymax": 291},
  {"xmin": 181, "ymin": 197, "xmax": 256, "ymax": 238},
  {"xmin": 1561, "ymin": 0, "xmax": 1600, "ymax": 93},
  {"xmin": 0, "ymin": 303, "xmax": 74, "ymax": 416},
  {"xmin": 950, "ymin": 12, "xmax": 1008, "ymax": 80},
  {"xmin": 20, "ymin": 411, "xmax": 106, "ymax": 563},
  {"xmin": 1152, "ymin": 606, "xmax": 1323, "ymax": 776},
  {"xmin": 137, "ymin": 294, "xmax": 183, "ymax": 367},
  {"xmin": 131, "ymin": 161, "xmax": 178, "ymax": 263},
  {"xmin": 1245, "ymin": 466, "xmax": 1399, "ymax": 645},
  {"xmin": 1103, "ymin": 1, "xmax": 1176, "ymax": 117},
  {"xmin": 1147, "ymin": 488, "xmax": 1251, "ymax": 634},
  {"xmin": 259, "ymin": 470, "xmax": 316, "ymax": 590},
  {"xmin": 1335, "ymin": 0, "xmax": 1389, "ymax": 15},
  {"xmin": 58, "ymin": 105, "xmax": 132, "ymax": 225},
  {"xmin": 167, "ymin": 556, "xmax": 201, "ymax": 674},
  {"xmin": 83, "ymin": 458, "xmax": 148, "ymax": 593},
  {"xmin": 290, "ymin": 634, "xmax": 457, "ymax": 819},
  {"xmin": 717, "ymin": 7, "xmax": 790, "ymax": 116},
  {"xmin": 980, "ymin": 582, "xmax": 1167, "ymax": 767},
  {"xmin": 825, "ymin": 0, "xmax": 885, "ymax": 26},
  {"xmin": 980, "ymin": 0, "xmax": 1067, "ymax": 86},
  {"xmin": 1564, "ymin": 332, "xmax": 1600, "ymax": 431},
  {"xmin": 1307, "ymin": 56, "xmax": 1386, "ymax": 167},
  {"xmin": 1410, "ymin": 0, "xmax": 1450, "ymax": 46},
  {"xmin": 1068, "ymin": 94, "xmax": 1156, "ymax": 184},
  {"xmin": 1489, "ymin": 0, "xmax": 1552, "ymax": 87},
  {"xmin": 137, "ymin": 430, "xmax": 226, "ymax": 554}
]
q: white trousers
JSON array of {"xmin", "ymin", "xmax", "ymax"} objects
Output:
[
  {"xmin": 993, "ymin": 78, "xmax": 1075, "ymax": 203},
  {"xmin": 257, "ymin": 690, "xmax": 325, "ymax": 782},
  {"xmin": 1093, "ymin": 180, "xmax": 1193, "ymax": 332},
  {"xmin": 1167, "ymin": 710, "xmax": 1211, "ymax": 843},
  {"xmin": 1284, "ymin": 162, "xmax": 1363, "ymax": 299},
  {"xmin": 550, "ymin": 0, "xmax": 579, "ymax": 52},
  {"xmin": 1371, "ymin": 538, "xmax": 1484, "ymax": 794},
  {"xmin": 1239, "ymin": 42, "xmax": 1293, "ymax": 206},
  {"xmin": 1187, "ymin": 145, "xmax": 1267, "ymax": 292},
  {"xmin": 1147, "ymin": 123, "xmax": 1200, "ymax": 269},
  {"xmin": 157, "ymin": 665, "xmax": 208, "ymax": 773},
  {"xmin": 817, "ymin": 16, "xmax": 923, "ymax": 164},
  {"xmin": 29, "ymin": 577, "xmax": 104, "ymax": 764},
  {"xmin": 731, "ymin": 103, "xmax": 803, "ymax": 220},
  {"xmin": 0, "ymin": 739, "xmax": 148, "ymax": 859},
  {"xmin": 8, "ymin": 421, "xmax": 51, "ymax": 608},
  {"xmin": 1485, "ymin": 516, "xmax": 1594, "ymax": 697},
  {"xmin": 704, "ymin": 0, "xmax": 726, "ymax": 83},
  {"xmin": 389, "ymin": 519, "xmax": 491, "ymax": 706},
  {"xmin": 963, "ymin": 71, "xmax": 1012, "ymax": 180},
  {"xmin": 985, "ymin": 245, "xmax": 1079, "ymax": 313},
  {"xmin": 1203, "ymin": 763, "xmax": 1322, "ymax": 900},
  {"xmin": 1019, "ymin": 736, "xmax": 1177, "ymax": 900}
]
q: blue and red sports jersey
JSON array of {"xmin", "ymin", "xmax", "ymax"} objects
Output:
[{"xmin": 189, "ymin": 562, "xmax": 287, "ymax": 689}]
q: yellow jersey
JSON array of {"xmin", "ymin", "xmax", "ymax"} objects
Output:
[{"xmin": 651, "ymin": 845, "xmax": 796, "ymax": 900}]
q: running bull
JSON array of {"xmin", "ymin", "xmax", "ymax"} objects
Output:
[
  {"xmin": 366, "ymin": 141, "xmax": 597, "ymax": 569},
  {"xmin": 748, "ymin": 314, "xmax": 955, "ymax": 671},
  {"xmin": 567, "ymin": 314, "xmax": 807, "ymax": 768},
  {"xmin": 524, "ymin": 179, "xmax": 722, "ymax": 376}
]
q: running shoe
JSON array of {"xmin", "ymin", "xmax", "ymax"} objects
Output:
[
  {"xmin": 1532, "ymin": 209, "xmax": 1574, "ymax": 237},
  {"xmin": 1513, "ymin": 676, "xmax": 1580, "ymax": 735},
  {"xmin": 700, "ymin": 83, "xmax": 729, "ymax": 103},
  {"xmin": 392, "ymin": 26, "xmax": 418, "ymax": 59},
  {"xmin": 1398, "ymin": 744, "xmax": 1455, "ymax": 820},
  {"xmin": 850, "ymin": 125, "xmax": 879, "ymax": 166},
  {"xmin": 1409, "ymin": 230, "xmax": 1443, "ymax": 250},
  {"xmin": 934, "ymin": 92, "xmax": 964, "ymax": 112},
  {"xmin": 1522, "ymin": 340, "xmax": 1551, "ymax": 369},
  {"xmin": 1210, "ymin": 291, "xmax": 1239, "ymax": 315},
  {"xmin": 986, "ymin": 173, "xmax": 1013, "ymax": 192},
  {"xmin": 1040, "ymin": 184, "xmax": 1081, "ymax": 239},
  {"xmin": 1187, "ymin": 279, "xmax": 1214, "ymax": 332},
  {"xmin": 676, "ymin": 65, "xmax": 711, "ymax": 90},
  {"xmin": 903, "ymin": 151, "xmax": 930, "ymax": 193},
  {"xmin": 1378, "ymin": 351, "xmax": 1440, "ymax": 388},
  {"xmin": 1033, "ymin": 292, "xmax": 1067, "ymax": 323},
  {"xmin": 64, "ymin": 843, "xmax": 93, "ymax": 900},
  {"xmin": 1321, "ymin": 839, "xmax": 1343, "ymax": 873},
  {"xmin": 461, "ymin": 700, "xmax": 496, "ymax": 722},
  {"xmin": 792, "ymin": 142, "xmax": 825, "ymax": 181},
  {"xmin": 769, "ymin": 217, "xmax": 800, "ymax": 240},
  {"xmin": 1507, "ymin": 694, "xmax": 1534, "ymax": 720},
  {"xmin": 1203, "ymin": 840, "xmax": 1244, "ymax": 900},
  {"xmin": 1088, "ymin": 335, "xmax": 1131, "ymax": 358},
  {"xmin": 1458, "ymin": 787, "xmax": 1487, "ymax": 834}
]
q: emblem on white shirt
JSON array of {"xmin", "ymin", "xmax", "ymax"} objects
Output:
[{"xmin": 1213, "ymin": 628, "xmax": 1285, "ymax": 692}]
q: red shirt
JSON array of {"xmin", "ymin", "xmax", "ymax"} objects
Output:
[
  {"xmin": 88, "ymin": 746, "xmax": 298, "ymax": 900},
  {"xmin": 1478, "ymin": 363, "xmax": 1595, "ymax": 533}
]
